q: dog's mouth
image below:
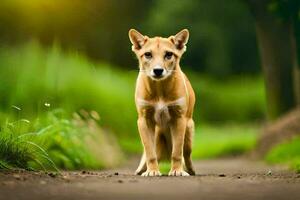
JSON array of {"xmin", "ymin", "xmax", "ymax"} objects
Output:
[
  {"xmin": 151, "ymin": 74, "xmax": 168, "ymax": 81},
  {"xmin": 152, "ymin": 74, "xmax": 164, "ymax": 79}
]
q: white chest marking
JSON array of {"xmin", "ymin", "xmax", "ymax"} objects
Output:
[
  {"xmin": 136, "ymin": 97, "xmax": 186, "ymax": 108},
  {"xmin": 136, "ymin": 97, "xmax": 186, "ymax": 127}
]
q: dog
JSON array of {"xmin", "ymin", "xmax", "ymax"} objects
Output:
[{"xmin": 129, "ymin": 29, "xmax": 196, "ymax": 176}]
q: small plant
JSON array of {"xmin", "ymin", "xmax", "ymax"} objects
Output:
[
  {"xmin": 0, "ymin": 118, "xmax": 58, "ymax": 171},
  {"xmin": 0, "ymin": 107, "xmax": 123, "ymax": 171}
]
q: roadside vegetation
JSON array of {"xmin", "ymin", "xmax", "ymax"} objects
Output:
[
  {"xmin": 266, "ymin": 137, "xmax": 300, "ymax": 173},
  {"xmin": 0, "ymin": 108, "xmax": 122, "ymax": 170},
  {"xmin": 0, "ymin": 42, "xmax": 265, "ymax": 170}
]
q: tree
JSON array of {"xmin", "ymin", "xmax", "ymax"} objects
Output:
[
  {"xmin": 290, "ymin": 1, "xmax": 300, "ymax": 106},
  {"xmin": 245, "ymin": 0, "xmax": 300, "ymax": 120}
]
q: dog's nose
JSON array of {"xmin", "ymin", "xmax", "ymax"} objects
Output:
[{"xmin": 153, "ymin": 68, "xmax": 164, "ymax": 77}]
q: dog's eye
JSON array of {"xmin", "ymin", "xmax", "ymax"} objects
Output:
[
  {"xmin": 165, "ymin": 51, "xmax": 173, "ymax": 60},
  {"xmin": 144, "ymin": 52, "xmax": 152, "ymax": 59}
]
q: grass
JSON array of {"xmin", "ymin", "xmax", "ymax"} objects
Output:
[
  {"xmin": 0, "ymin": 114, "xmax": 58, "ymax": 170},
  {"xmin": 0, "ymin": 124, "xmax": 35, "ymax": 169},
  {"xmin": 266, "ymin": 137, "xmax": 300, "ymax": 173},
  {"xmin": 159, "ymin": 162, "xmax": 171, "ymax": 174},
  {"xmin": 193, "ymin": 124, "xmax": 258, "ymax": 159},
  {"xmin": 0, "ymin": 41, "xmax": 266, "ymax": 170},
  {"xmin": 0, "ymin": 108, "xmax": 123, "ymax": 170}
]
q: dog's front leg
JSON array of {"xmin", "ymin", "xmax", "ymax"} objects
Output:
[
  {"xmin": 169, "ymin": 116, "xmax": 189, "ymax": 176},
  {"xmin": 137, "ymin": 117, "xmax": 161, "ymax": 176}
]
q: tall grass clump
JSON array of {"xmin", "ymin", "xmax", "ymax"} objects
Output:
[
  {"xmin": 0, "ymin": 110, "xmax": 58, "ymax": 170},
  {"xmin": 0, "ymin": 125, "xmax": 33, "ymax": 169},
  {"xmin": 0, "ymin": 108, "xmax": 123, "ymax": 170}
]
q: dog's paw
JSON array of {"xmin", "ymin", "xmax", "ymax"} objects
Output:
[
  {"xmin": 141, "ymin": 170, "xmax": 162, "ymax": 177},
  {"xmin": 168, "ymin": 169, "xmax": 190, "ymax": 176}
]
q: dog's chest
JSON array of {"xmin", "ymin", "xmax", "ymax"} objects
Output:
[{"xmin": 137, "ymin": 97, "xmax": 186, "ymax": 127}]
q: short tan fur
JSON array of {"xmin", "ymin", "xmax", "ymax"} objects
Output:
[{"xmin": 129, "ymin": 29, "xmax": 196, "ymax": 176}]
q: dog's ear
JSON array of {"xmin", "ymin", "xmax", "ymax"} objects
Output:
[
  {"xmin": 129, "ymin": 29, "xmax": 147, "ymax": 51},
  {"xmin": 170, "ymin": 29, "xmax": 189, "ymax": 51}
]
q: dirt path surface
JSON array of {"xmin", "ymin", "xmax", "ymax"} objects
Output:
[{"xmin": 1, "ymin": 158, "xmax": 300, "ymax": 200}]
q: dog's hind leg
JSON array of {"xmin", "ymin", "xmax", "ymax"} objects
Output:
[
  {"xmin": 155, "ymin": 126, "xmax": 168, "ymax": 162},
  {"xmin": 135, "ymin": 152, "xmax": 147, "ymax": 175},
  {"xmin": 184, "ymin": 118, "xmax": 196, "ymax": 175}
]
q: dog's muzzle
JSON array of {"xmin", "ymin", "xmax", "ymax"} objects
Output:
[
  {"xmin": 151, "ymin": 66, "xmax": 166, "ymax": 79},
  {"xmin": 153, "ymin": 68, "xmax": 164, "ymax": 77}
]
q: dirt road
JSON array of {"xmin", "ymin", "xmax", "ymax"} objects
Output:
[{"xmin": 1, "ymin": 158, "xmax": 300, "ymax": 200}]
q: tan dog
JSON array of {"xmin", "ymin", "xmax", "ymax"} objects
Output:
[{"xmin": 129, "ymin": 29, "xmax": 196, "ymax": 176}]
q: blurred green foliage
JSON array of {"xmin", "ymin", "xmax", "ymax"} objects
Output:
[
  {"xmin": 0, "ymin": 42, "xmax": 264, "ymax": 169},
  {"xmin": 144, "ymin": 0, "xmax": 259, "ymax": 75},
  {"xmin": 0, "ymin": 42, "xmax": 266, "ymax": 128},
  {"xmin": 190, "ymin": 74, "xmax": 266, "ymax": 122},
  {"xmin": 193, "ymin": 124, "xmax": 258, "ymax": 158},
  {"xmin": 0, "ymin": 0, "xmax": 269, "ymax": 170},
  {"xmin": 266, "ymin": 136, "xmax": 300, "ymax": 173},
  {"xmin": 0, "ymin": 0, "xmax": 259, "ymax": 76},
  {"xmin": 0, "ymin": 108, "xmax": 123, "ymax": 170},
  {"xmin": 0, "ymin": 42, "xmax": 137, "ymax": 137}
]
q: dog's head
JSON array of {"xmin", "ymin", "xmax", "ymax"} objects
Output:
[{"xmin": 129, "ymin": 29, "xmax": 189, "ymax": 81}]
